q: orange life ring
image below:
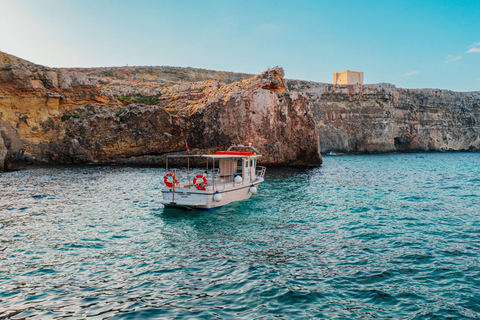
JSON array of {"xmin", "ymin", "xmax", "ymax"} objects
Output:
[
  {"xmin": 193, "ymin": 174, "xmax": 207, "ymax": 190},
  {"xmin": 164, "ymin": 172, "xmax": 178, "ymax": 188}
]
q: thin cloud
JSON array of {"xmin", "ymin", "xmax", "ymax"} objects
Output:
[
  {"xmin": 445, "ymin": 55, "xmax": 462, "ymax": 63},
  {"xmin": 401, "ymin": 71, "xmax": 419, "ymax": 77},
  {"xmin": 466, "ymin": 42, "xmax": 480, "ymax": 53},
  {"xmin": 466, "ymin": 47, "xmax": 480, "ymax": 54}
]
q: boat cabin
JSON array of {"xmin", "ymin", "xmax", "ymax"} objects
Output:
[
  {"xmin": 160, "ymin": 145, "xmax": 266, "ymax": 209},
  {"xmin": 164, "ymin": 151, "xmax": 263, "ymax": 191}
]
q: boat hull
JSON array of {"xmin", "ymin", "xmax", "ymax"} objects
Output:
[{"xmin": 161, "ymin": 179, "xmax": 263, "ymax": 210}]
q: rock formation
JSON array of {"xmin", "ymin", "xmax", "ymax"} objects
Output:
[
  {"xmin": 0, "ymin": 51, "xmax": 39, "ymax": 68},
  {"xmin": 188, "ymin": 68, "xmax": 321, "ymax": 165},
  {"xmin": 2, "ymin": 51, "xmax": 323, "ymax": 166},
  {"xmin": 287, "ymin": 81, "xmax": 480, "ymax": 153},
  {"xmin": 0, "ymin": 133, "xmax": 6, "ymax": 171},
  {"xmin": 2, "ymin": 49, "xmax": 479, "ymax": 169},
  {"xmin": 31, "ymin": 67, "xmax": 322, "ymax": 166},
  {"xmin": 0, "ymin": 121, "xmax": 25, "ymax": 171},
  {"xmin": 0, "ymin": 60, "xmax": 111, "ymax": 152}
]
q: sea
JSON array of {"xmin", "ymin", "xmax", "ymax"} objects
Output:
[{"xmin": 1, "ymin": 152, "xmax": 479, "ymax": 319}]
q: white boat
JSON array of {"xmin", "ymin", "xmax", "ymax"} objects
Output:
[{"xmin": 160, "ymin": 144, "xmax": 266, "ymax": 210}]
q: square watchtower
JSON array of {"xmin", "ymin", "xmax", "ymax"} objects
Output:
[{"xmin": 333, "ymin": 70, "xmax": 364, "ymax": 85}]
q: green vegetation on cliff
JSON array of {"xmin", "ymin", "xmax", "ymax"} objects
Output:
[{"xmin": 114, "ymin": 94, "xmax": 161, "ymax": 105}]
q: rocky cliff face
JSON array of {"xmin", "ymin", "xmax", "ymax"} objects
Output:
[
  {"xmin": 0, "ymin": 62, "xmax": 111, "ymax": 151},
  {"xmin": 2, "ymin": 50, "xmax": 479, "ymax": 168},
  {"xmin": 188, "ymin": 68, "xmax": 320, "ymax": 165},
  {"xmin": 31, "ymin": 67, "xmax": 322, "ymax": 166},
  {"xmin": 0, "ymin": 51, "xmax": 39, "ymax": 68},
  {"xmin": 1, "ymin": 51, "xmax": 322, "ymax": 167},
  {"xmin": 0, "ymin": 121, "xmax": 25, "ymax": 171},
  {"xmin": 0, "ymin": 132, "xmax": 6, "ymax": 171},
  {"xmin": 287, "ymin": 81, "xmax": 480, "ymax": 153}
]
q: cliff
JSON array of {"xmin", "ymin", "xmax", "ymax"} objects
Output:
[
  {"xmin": 31, "ymin": 67, "xmax": 321, "ymax": 166},
  {"xmin": 0, "ymin": 120, "xmax": 25, "ymax": 171},
  {"xmin": 287, "ymin": 81, "xmax": 480, "ymax": 153},
  {"xmin": 0, "ymin": 52, "xmax": 112, "ymax": 150},
  {"xmin": 0, "ymin": 51, "xmax": 40, "ymax": 68},
  {"xmin": 1, "ymin": 50, "xmax": 479, "ymax": 170},
  {"xmin": 0, "ymin": 52, "xmax": 321, "ymax": 166}
]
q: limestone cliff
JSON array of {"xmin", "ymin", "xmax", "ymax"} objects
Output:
[
  {"xmin": 32, "ymin": 67, "xmax": 322, "ymax": 166},
  {"xmin": 287, "ymin": 81, "xmax": 480, "ymax": 153},
  {"xmin": 2, "ymin": 49, "xmax": 479, "ymax": 168},
  {"xmin": 188, "ymin": 68, "xmax": 320, "ymax": 165},
  {"xmin": 0, "ymin": 55, "xmax": 112, "ymax": 150},
  {"xmin": 2, "ymin": 52, "xmax": 322, "ymax": 166},
  {"xmin": 0, "ymin": 121, "xmax": 25, "ymax": 171}
]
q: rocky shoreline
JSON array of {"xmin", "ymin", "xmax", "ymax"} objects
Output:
[{"xmin": 1, "ymin": 51, "xmax": 479, "ymax": 171}]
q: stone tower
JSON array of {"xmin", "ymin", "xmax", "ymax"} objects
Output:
[{"xmin": 333, "ymin": 70, "xmax": 364, "ymax": 85}]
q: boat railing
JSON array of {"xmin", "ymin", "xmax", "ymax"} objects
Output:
[
  {"xmin": 169, "ymin": 171, "xmax": 235, "ymax": 190},
  {"xmin": 165, "ymin": 163, "xmax": 265, "ymax": 191},
  {"xmin": 256, "ymin": 166, "xmax": 266, "ymax": 179}
]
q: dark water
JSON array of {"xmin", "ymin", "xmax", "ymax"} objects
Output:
[{"xmin": 1, "ymin": 153, "xmax": 479, "ymax": 319}]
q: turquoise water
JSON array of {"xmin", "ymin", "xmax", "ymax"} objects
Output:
[{"xmin": 1, "ymin": 153, "xmax": 480, "ymax": 319}]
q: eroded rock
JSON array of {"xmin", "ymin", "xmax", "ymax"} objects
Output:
[
  {"xmin": 42, "ymin": 67, "xmax": 322, "ymax": 166},
  {"xmin": 0, "ymin": 134, "xmax": 7, "ymax": 171},
  {"xmin": 287, "ymin": 81, "xmax": 480, "ymax": 153},
  {"xmin": 0, "ymin": 121, "xmax": 25, "ymax": 170}
]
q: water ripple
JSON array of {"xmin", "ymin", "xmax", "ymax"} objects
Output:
[{"xmin": 1, "ymin": 153, "xmax": 480, "ymax": 318}]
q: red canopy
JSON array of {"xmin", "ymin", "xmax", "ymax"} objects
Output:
[{"xmin": 215, "ymin": 151, "xmax": 254, "ymax": 156}]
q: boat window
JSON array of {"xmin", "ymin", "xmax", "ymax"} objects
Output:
[
  {"xmin": 236, "ymin": 159, "xmax": 242, "ymax": 173},
  {"xmin": 246, "ymin": 160, "xmax": 249, "ymax": 167},
  {"xmin": 253, "ymin": 159, "xmax": 256, "ymax": 168}
]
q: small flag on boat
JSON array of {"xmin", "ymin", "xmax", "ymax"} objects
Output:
[{"xmin": 185, "ymin": 139, "xmax": 190, "ymax": 151}]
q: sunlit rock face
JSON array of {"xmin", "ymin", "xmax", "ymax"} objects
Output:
[
  {"xmin": 0, "ymin": 61, "xmax": 111, "ymax": 153},
  {"xmin": 4, "ymin": 48, "xmax": 479, "ymax": 167},
  {"xmin": 48, "ymin": 67, "xmax": 321, "ymax": 166},
  {"xmin": 5, "ymin": 62, "xmax": 321, "ymax": 166},
  {"xmin": 188, "ymin": 67, "xmax": 321, "ymax": 166},
  {"xmin": 287, "ymin": 81, "xmax": 480, "ymax": 153}
]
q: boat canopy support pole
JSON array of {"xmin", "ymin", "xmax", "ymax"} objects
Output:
[
  {"xmin": 213, "ymin": 159, "xmax": 215, "ymax": 191},
  {"xmin": 172, "ymin": 168, "xmax": 176, "ymax": 203}
]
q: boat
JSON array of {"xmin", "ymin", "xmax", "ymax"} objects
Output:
[{"xmin": 160, "ymin": 144, "xmax": 266, "ymax": 210}]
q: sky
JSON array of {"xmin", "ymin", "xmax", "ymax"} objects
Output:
[{"xmin": 0, "ymin": 0, "xmax": 479, "ymax": 91}]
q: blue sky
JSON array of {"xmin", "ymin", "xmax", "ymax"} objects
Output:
[{"xmin": 1, "ymin": 0, "xmax": 479, "ymax": 91}]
